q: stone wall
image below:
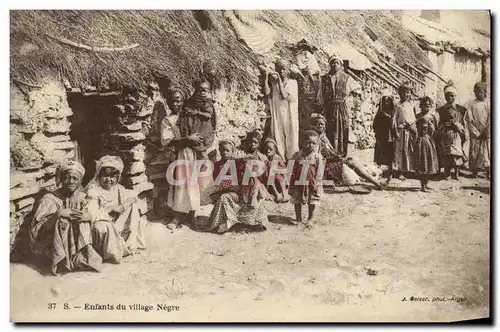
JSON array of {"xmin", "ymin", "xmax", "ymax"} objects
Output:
[
  {"xmin": 424, "ymin": 50, "xmax": 484, "ymax": 107},
  {"xmin": 10, "ymin": 81, "xmax": 75, "ymax": 247}
]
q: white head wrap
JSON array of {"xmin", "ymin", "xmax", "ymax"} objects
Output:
[
  {"xmin": 444, "ymin": 84, "xmax": 457, "ymax": 95},
  {"xmin": 55, "ymin": 160, "xmax": 85, "ymax": 186}
]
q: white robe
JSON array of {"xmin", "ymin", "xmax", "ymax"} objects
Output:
[
  {"xmin": 465, "ymin": 99, "xmax": 491, "ymax": 171},
  {"xmin": 268, "ymin": 79, "xmax": 299, "ymax": 160},
  {"xmin": 161, "ymin": 114, "xmax": 213, "ymax": 213}
]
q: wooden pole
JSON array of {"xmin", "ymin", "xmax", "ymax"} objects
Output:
[
  {"xmin": 370, "ymin": 66, "xmax": 400, "ymax": 88},
  {"xmin": 366, "ymin": 68, "xmax": 398, "ymax": 89},
  {"xmin": 345, "ymin": 68, "xmax": 363, "ymax": 83},
  {"xmin": 381, "ymin": 58, "xmax": 426, "ymax": 85},
  {"xmin": 362, "ymin": 70, "xmax": 380, "ymax": 85},
  {"xmin": 47, "ymin": 34, "xmax": 139, "ymax": 53},
  {"xmin": 423, "ymin": 68, "xmax": 448, "ymax": 84},
  {"xmin": 404, "ymin": 62, "xmax": 427, "ymax": 77},
  {"xmin": 374, "ymin": 63, "xmax": 402, "ymax": 85}
]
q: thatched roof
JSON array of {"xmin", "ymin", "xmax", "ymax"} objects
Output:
[
  {"xmin": 10, "ymin": 10, "xmax": 431, "ymax": 91},
  {"xmin": 237, "ymin": 10, "xmax": 432, "ymax": 69},
  {"xmin": 10, "ymin": 10, "xmax": 258, "ymax": 91}
]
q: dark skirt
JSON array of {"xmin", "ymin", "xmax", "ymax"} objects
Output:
[
  {"xmin": 324, "ymin": 158, "xmax": 344, "ymax": 186},
  {"xmin": 414, "ymin": 135, "xmax": 439, "ymax": 175},
  {"xmin": 374, "ymin": 140, "xmax": 394, "ymax": 166},
  {"xmin": 325, "ymin": 102, "xmax": 349, "ymax": 158}
]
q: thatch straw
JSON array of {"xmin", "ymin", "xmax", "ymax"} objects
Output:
[
  {"xmin": 10, "ymin": 10, "xmax": 430, "ymax": 92},
  {"xmin": 257, "ymin": 10, "xmax": 431, "ymax": 69},
  {"xmin": 10, "ymin": 10, "xmax": 258, "ymax": 91}
]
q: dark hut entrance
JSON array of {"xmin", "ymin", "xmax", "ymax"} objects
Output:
[
  {"xmin": 66, "ymin": 88, "xmax": 161, "ymax": 191},
  {"xmin": 67, "ymin": 92, "xmax": 122, "ymax": 186}
]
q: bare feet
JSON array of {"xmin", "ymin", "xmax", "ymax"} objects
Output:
[
  {"xmin": 398, "ymin": 175, "xmax": 406, "ymax": 181},
  {"xmin": 420, "ymin": 187, "xmax": 429, "ymax": 193},
  {"xmin": 166, "ymin": 216, "xmax": 180, "ymax": 230},
  {"xmin": 275, "ymin": 196, "xmax": 290, "ymax": 204},
  {"xmin": 303, "ymin": 220, "xmax": 313, "ymax": 229}
]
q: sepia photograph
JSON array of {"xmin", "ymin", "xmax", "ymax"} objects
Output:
[{"xmin": 8, "ymin": 9, "xmax": 491, "ymax": 322}]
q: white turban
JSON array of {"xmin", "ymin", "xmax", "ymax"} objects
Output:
[
  {"xmin": 56, "ymin": 160, "xmax": 85, "ymax": 186},
  {"xmin": 95, "ymin": 155, "xmax": 124, "ymax": 177},
  {"xmin": 444, "ymin": 84, "xmax": 457, "ymax": 95}
]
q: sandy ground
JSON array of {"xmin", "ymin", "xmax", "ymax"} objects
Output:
[{"xmin": 10, "ymin": 149, "xmax": 490, "ymax": 322}]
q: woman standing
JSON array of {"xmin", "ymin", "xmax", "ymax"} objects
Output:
[
  {"xmin": 317, "ymin": 54, "xmax": 360, "ymax": 157},
  {"xmin": 265, "ymin": 58, "xmax": 299, "ymax": 160},
  {"xmin": 28, "ymin": 160, "xmax": 102, "ymax": 275}
]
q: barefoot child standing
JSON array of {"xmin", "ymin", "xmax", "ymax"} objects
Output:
[
  {"xmin": 261, "ymin": 137, "xmax": 289, "ymax": 203},
  {"xmin": 414, "ymin": 97, "xmax": 439, "ymax": 192},
  {"xmin": 393, "ymin": 82, "xmax": 417, "ymax": 180},
  {"xmin": 289, "ymin": 130, "xmax": 323, "ymax": 228},
  {"xmin": 373, "ymin": 94, "xmax": 396, "ymax": 185},
  {"xmin": 436, "ymin": 83, "xmax": 467, "ymax": 180},
  {"xmin": 465, "ymin": 81, "xmax": 490, "ymax": 179}
]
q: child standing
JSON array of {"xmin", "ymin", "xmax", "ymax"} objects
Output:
[
  {"xmin": 436, "ymin": 83, "xmax": 467, "ymax": 180},
  {"xmin": 373, "ymin": 94, "xmax": 397, "ymax": 185},
  {"xmin": 414, "ymin": 97, "xmax": 439, "ymax": 192},
  {"xmin": 261, "ymin": 137, "xmax": 288, "ymax": 203},
  {"xmin": 393, "ymin": 82, "xmax": 417, "ymax": 180},
  {"xmin": 465, "ymin": 81, "xmax": 490, "ymax": 179},
  {"xmin": 289, "ymin": 130, "xmax": 323, "ymax": 228}
]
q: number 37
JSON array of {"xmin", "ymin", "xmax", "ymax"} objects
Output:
[{"xmin": 48, "ymin": 303, "xmax": 56, "ymax": 309}]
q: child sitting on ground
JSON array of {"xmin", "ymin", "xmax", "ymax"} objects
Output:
[
  {"xmin": 236, "ymin": 131, "xmax": 270, "ymax": 208},
  {"xmin": 261, "ymin": 137, "xmax": 289, "ymax": 203},
  {"xmin": 289, "ymin": 130, "xmax": 323, "ymax": 228},
  {"xmin": 210, "ymin": 140, "xmax": 240, "ymax": 200},
  {"xmin": 309, "ymin": 114, "xmax": 384, "ymax": 190}
]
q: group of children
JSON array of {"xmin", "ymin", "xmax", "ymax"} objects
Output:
[
  {"xmin": 373, "ymin": 81, "xmax": 491, "ymax": 192},
  {"xmin": 211, "ymin": 114, "xmax": 386, "ymax": 228},
  {"xmin": 158, "ymin": 75, "xmax": 490, "ymax": 231}
]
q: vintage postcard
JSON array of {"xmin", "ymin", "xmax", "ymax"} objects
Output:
[{"xmin": 9, "ymin": 9, "xmax": 490, "ymax": 322}]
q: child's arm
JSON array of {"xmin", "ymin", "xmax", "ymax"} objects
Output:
[
  {"xmin": 264, "ymin": 71, "xmax": 272, "ymax": 96},
  {"xmin": 195, "ymin": 108, "xmax": 213, "ymax": 120}
]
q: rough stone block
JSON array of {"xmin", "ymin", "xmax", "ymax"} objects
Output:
[{"xmin": 124, "ymin": 162, "xmax": 146, "ymax": 175}]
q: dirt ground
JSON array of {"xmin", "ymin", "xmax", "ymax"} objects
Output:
[{"xmin": 10, "ymin": 149, "xmax": 490, "ymax": 322}]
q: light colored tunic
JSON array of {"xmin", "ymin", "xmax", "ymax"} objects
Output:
[
  {"xmin": 86, "ymin": 183, "xmax": 146, "ymax": 263},
  {"xmin": 268, "ymin": 79, "xmax": 299, "ymax": 160},
  {"xmin": 28, "ymin": 189, "xmax": 102, "ymax": 274},
  {"xmin": 393, "ymin": 100, "xmax": 417, "ymax": 172},
  {"xmin": 465, "ymin": 99, "xmax": 491, "ymax": 170},
  {"xmin": 161, "ymin": 114, "xmax": 213, "ymax": 213}
]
